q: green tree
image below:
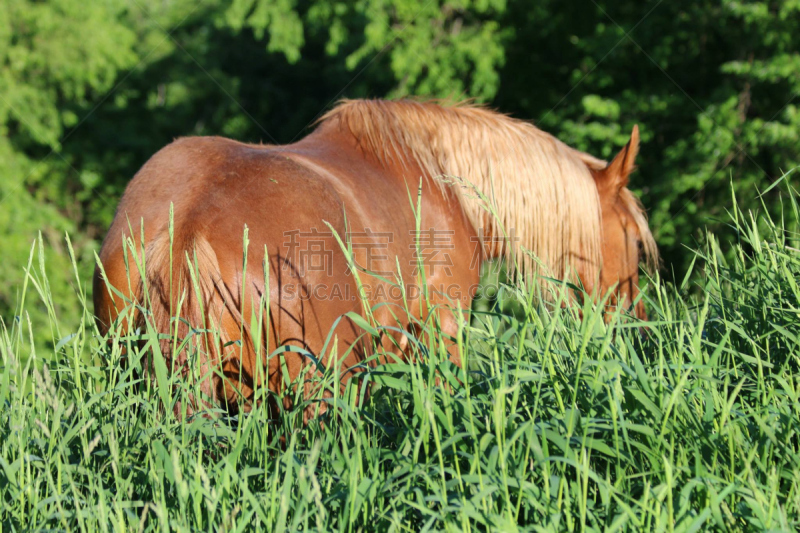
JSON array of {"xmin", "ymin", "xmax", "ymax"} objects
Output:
[
  {"xmin": 495, "ymin": 0, "xmax": 800, "ymax": 271},
  {"xmin": 0, "ymin": 0, "xmax": 140, "ymax": 343}
]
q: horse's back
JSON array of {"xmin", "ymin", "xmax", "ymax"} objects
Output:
[{"xmin": 96, "ymin": 134, "xmax": 363, "ymax": 317}]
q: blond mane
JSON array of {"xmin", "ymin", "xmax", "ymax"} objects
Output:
[{"xmin": 319, "ymin": 99, "xmax": 656, "ymax": 284}]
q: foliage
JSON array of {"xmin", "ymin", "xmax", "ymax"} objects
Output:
[
  {"xmin": 496, "ymin": 0, "xmax": 800, "ymax": 270},
  {"xmin": 0, "ymin": 0, "xmax": 139, "ymax": 342},
  {"xmin": 1, "ymin": 185, "xmax": 799, "ymax": 530}
]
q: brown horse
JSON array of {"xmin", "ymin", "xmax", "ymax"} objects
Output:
[{"xmin": 93, "ymin": 99, "xmax": 658, "ymax": 416}]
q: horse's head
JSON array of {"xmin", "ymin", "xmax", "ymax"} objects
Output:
[{"xmin": 589, "ymin": 126, "xmax": 657, "ymax": 319}]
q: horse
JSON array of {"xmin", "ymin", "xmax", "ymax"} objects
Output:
[{"xmin": 93, "ymin": 99, "xmax": 658, "ymax": 417}]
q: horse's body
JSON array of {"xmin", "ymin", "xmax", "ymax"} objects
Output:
[{"xmin": 94, "ymin": 99, "xmax": 657, "ymax": 415}]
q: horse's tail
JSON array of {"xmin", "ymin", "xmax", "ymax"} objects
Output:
[{"xmin": 137, "ymin": 230, "xmax": 243, "ymax": 416}]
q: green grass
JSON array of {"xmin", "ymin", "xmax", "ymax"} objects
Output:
[{"xmin": 2, "ymin": 185, "xmax": 800, "ymax": 532}]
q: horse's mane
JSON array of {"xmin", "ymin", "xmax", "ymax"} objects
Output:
[{"xmin": 319, "ymin": 99, "xmax": 657, "ymax": 283}]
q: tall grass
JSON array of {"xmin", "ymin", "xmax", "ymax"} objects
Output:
[{"xmin": 1, "ymin": 184, "xmax": 799, "ymax": 531}]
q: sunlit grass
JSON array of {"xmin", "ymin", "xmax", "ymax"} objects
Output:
[{"xmin": 1, "ymin": 184, "xmax": 799, "ymax": 531}]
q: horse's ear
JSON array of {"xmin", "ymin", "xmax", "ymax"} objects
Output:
[{"xmin": 594, "ymin": 125, "xmax": 639, "ymax": 197}]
